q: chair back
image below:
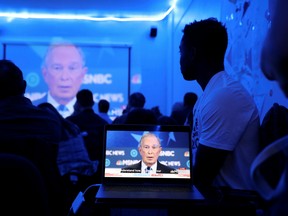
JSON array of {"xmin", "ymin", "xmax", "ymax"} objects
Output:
[
  {"xmin": 0, "ymin": 153, "xmax": 50, "ymax": 216},
  {"xmin": 0, "ymin": 137, "xmax": 70, "ymax": 216},
  {"xmin": 251, "ymin": 135, "xmax": 288, "ymax": 199}
]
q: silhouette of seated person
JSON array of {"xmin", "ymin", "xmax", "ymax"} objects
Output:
[
  {"xmin": 1, "ymin": 153, "xmax": 51, "ymax": 216},
  {"xmin": 0, "ymin": 59, "xmax": 69, "ymax": 216},
  {"xmin": 125, "ymin": 108, "xmax": 158, "ymax": 125},
  {"xmin": 112, "ymin": 92, "xmax": 146, "ymax": 124},
  {"xmin": 150, "ymin": 106, "xmax": 178, "ymax": 126},
  {"xmin": 38, "ymin": 102, "xmax": 98, "ymax": 197},
  {"xmin": 66, "ymin": 89, "xmax": 108, "ymax": 183},
  {"xmin": 121, "ymin": 133, "xmax": 178, "ymax": 174},
  {"xmin": 157, "ymin": 115, "xmax": 178, "ymax": 126},
  {"xmin": 179, "ymin": 18, "xmax": 260, "ymax": 195},
  {"xmin": 98, "ymin": 99, "xmax": 112, "ymax": 124},
  {"xmin": 170, "ymin": 92, "xmax": 198, "ymax": 125},
  {"xmin": 150, "ymin": 106, "xmax": 163, "ymax": 120}
]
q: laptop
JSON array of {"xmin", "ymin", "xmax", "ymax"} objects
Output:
[{"xmin": 95, "ymin": 124, "xmax": 205, "ymax": 201}]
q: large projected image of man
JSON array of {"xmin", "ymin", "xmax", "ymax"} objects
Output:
[
  {"xmin": 121, "ymin": 133, "xmax": 178, "ymax": 174},
  {"xmin": 33, "ymin": 42, "xmax": 87, "ymax": 118}
]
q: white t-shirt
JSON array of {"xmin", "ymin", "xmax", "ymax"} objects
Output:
[{"xmin": 192, "ymin": 71, "xmax": 260, "ymax": 190}]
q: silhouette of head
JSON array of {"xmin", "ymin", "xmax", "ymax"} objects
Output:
[
  {"xmin": 125, "ymin": 108, "xmax": 157, "ymax": 125},
  {"xmin": 0, "ymin": 60, "xmax": 26, "ymax": 99},
  {"xmin": 180, "ymin": 18, "xmax": 228, "ymax": 81},
  {"xmin": 126, "ymin": 92, "xmax": 146, "ymax": 111},
  {"xmin": 98, "ymin": 99, "xmax": 110, "ymax": 113},
  {"xmin": 157, "ymin": 115, "xmax": 178, "ymax": 126},
  {"xmin": 76, "ymin": 89, "xmax": 94, "ymax": 107}
]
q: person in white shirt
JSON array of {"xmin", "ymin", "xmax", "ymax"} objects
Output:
[{"xmin": 179, "ymin": 17, "xmax": 260, "ymax": 191}]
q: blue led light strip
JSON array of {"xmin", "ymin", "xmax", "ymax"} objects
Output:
[{"xmin": 0, "ymin": 0, "xmax": 177, "ymax": 22}]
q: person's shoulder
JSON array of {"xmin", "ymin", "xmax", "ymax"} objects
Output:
[
  {"xmin": 123, "ymin": 161, "xmax": 141, "ymax": 169},
  {"xmin": 93, "ymin": 112, "xmax": 109, "ymax": 124},
  {"xmin": 157, "ymin": 161, "xmax": 178, "ymax": 173},
  {"xmin": 66, "ymin": 113, "xmax": 78, "ymax": 121},
  {"xmin": 65, "ymin": 113, "xmax": 82, "ymax": 126},
  {"xmin": 32, "ymin": 95, "xmax": 48, "ymax": 106},
  {"xmin": 81, "ymin": 110, "xmax": 109, "ymax": 125},
  {"xmin": 172, "ymin": 102, "xmax": 184, "ymax": 112},
  {"xmin": 207, "ymin": 79, "xmax": 251, "ymax": 107},
  {"xmin": 26, "ymin": 102, "xmax": 63, "ymax": 142},
  {"xmin": 25, "ymin": 100, "xmax": 60, "ymax": 123},
  {"xmin": 112, "ymin": 114, "xmax": 127, "ymax": 124},
  {"xmin": 98, "ymin": 113, "xmax": 112, "ymax": 124}
]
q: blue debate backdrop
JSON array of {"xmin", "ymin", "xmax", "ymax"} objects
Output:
[{"xmin": 3, "ymin": 42, "xmax": 131, "ymax": 119}]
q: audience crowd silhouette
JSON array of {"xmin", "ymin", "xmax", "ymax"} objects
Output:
[
  {"xmin": 0, "ymin": 60, "xmax": 184, "ymax": 215},
  {"xmin": 2, "ymin": 6, "xmax": 288, "ymax": 214}
]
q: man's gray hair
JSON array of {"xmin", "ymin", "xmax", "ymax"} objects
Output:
[{"xmin": 138, "ymin": 133, "xmax": 161, "ymax": 147}]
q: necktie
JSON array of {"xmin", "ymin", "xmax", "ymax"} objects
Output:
[
  {"xmin": 145, "ymin": 166, "xmax": 151, "ymax": 173},
  {"xmin": 58, "ymin": 105, "xmax": 68, "ymax": 112}
]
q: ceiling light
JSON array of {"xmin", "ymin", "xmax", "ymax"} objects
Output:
[{"xmin": 0, "ymin": 0, "xmax": 177, "ymax": 22}]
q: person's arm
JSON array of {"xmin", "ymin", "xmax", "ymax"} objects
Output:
[{"xmin": 193, "ymin": 144, "xmax": 230, "ymax": 188}]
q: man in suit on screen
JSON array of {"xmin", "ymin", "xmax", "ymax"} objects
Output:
[
  {"xmin": 33, "ymin": 41, "xmax": 87, "ymax": 118},
  {"xmin": 121, "ymin": 133, "xmax": 178, "ymax": 174}
]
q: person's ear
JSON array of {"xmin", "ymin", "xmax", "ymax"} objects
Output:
[
  {"xmin": 41, "ymin": 67, "xmax": 49, "ymax": 83},
  {"xmin": 82, "ymin": 66, "xmax": 88, "ymax": 75},
  {"xmin": 138, "ymin": 146, "xmax": 143, "ymax": 153}
]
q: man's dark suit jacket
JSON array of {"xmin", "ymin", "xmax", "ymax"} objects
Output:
[{"xmin": 121, "ymin": 161, "xmax": 178, "ymax": 174}]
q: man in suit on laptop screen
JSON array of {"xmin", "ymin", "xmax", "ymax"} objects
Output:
[{"xmin": 121, "ymin": 133, "xmax": 178, "ymax": 174}]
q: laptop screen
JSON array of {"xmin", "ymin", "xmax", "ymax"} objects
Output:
[{"xmin": 102, "ymin": 124, "xmax": 192, "ymax": 184}]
